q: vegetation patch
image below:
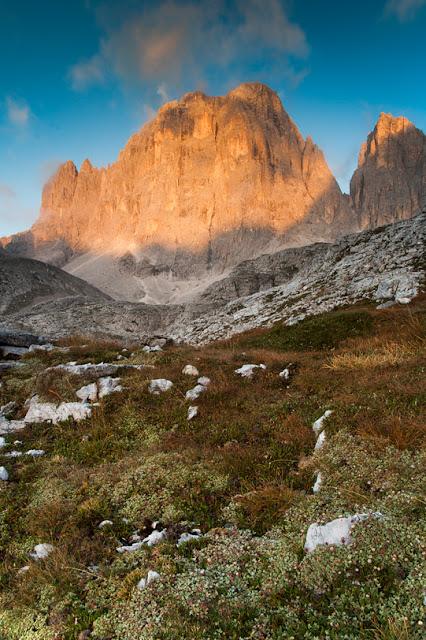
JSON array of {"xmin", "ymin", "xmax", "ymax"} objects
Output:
[
  {"xmin": 235, "ymin": 309, "xmax": 375, "ymax": 351},
  {"xmin": 0, "ymin": 300, "xmax": 424, "ymax": 639}
]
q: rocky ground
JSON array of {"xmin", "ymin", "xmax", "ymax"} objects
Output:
[
  {"xmin": 1, "ymin": 213, "xmax": 424, "ymax": 344},
  {"xmin": 0, "ymin": 298, "xmax": 424, "ymax": 639}
]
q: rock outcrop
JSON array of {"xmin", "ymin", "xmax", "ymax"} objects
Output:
[
  {"xmin": 351, "ymin": 113, "xmax": 426, "ymax": 229},
  {"xmin": 2, "ymin": 83, "xmax": 354, "ymax": 279}
]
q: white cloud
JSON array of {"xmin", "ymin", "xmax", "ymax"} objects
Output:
[
  {"xmin": 69, "ymin": 0, "xmax": 309, "ymax": 93},
  {"xmin": 6, "ymin": 97, "xmax": 30, "ymax": 127},
  {"xmin": 69, "ymin": 54, "xmax": 105, "ymax": 91},
  {"xmin": 157, "ymin": 83, "xmax": 169, "ymax": 103},
  {"xmin": 385, "ymin": 0, "xmax": 426, "ymax": 21}
]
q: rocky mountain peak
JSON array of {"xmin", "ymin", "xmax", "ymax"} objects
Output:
[
  {"xmin": 2, "ymin": 83, "xmax": 425, "ymax": 303},
  {"xmin": 351, "ymin": 112, "xmax": 426, "ymax": 229},
  {"xmin": 11, "ymin": 83, "xmax": 354, "ymax": 282}
]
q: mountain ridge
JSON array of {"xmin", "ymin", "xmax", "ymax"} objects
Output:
[{"xmin": 2, "ymin": 82, "xmax": 425, "ymax": 304}]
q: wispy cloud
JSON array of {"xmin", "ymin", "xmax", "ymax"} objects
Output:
[
  {"xmin": 68, "ymin": 0, "xmax": 309, "ymax": 96},
  {"xmin": 157, "ymin": 83, "xmax": 169, "ymax": 103},
  {"xmin": 6, "ymin": 97, "xmax": 31, "ymax": 127},
  {"xmin": 69, "ymin": 54, "xmax": 105, "ymax": 91},
  {"xmin": 0, "ymin": 183, "xmax": 16, "ymax": 199},
  {"xmin": 384, "ymin": 0, "xmax": 426, "ymax": 21}
]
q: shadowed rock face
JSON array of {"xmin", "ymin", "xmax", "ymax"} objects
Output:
[
  {"xmin": 351, "ymin": 113, "xmax": 426, "ymax": 229},
  {"xmin": 2, "ymin": 83, "xmax": 354, "ymax": 276},
  {"xmin": 1, "ymin": 213, "xmax": 423, "ymax": 343},
  {"xmin": 0, "ymin": 254, "xmax": 110, "ymax": 316}
]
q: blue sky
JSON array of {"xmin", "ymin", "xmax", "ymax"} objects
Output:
[{"xmin": 1, "ymin": 0, "xmax": 426, "ymax": 235}]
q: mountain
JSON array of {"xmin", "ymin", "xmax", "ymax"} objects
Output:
[
  {"xmin": 351, "ymin": 112, "xmax": 426, "ymax": 228},
  {"xmin": 2, "ymin": 83, "xmax": 354, "ymax": 300},
  {"xmin": 0, "ymin": 254, "xmax": 110, "ymax": 316},
  {"xmin": 2, "ymin": 84, "xmax": 425, "ymax": 304}
]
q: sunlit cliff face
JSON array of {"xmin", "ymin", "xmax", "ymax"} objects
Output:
[
  {"xmin": 31, "ymin": 82, "xmax": 352, "ymax": 260},
  {"xmin": 351, "ymin": 112, "xmax": 426, "ymax": 229}
]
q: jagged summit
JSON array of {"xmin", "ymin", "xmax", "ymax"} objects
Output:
[
  {"xmin": 6, "ymin": 83, "xmax": 353, "ymax": 282},
  {"xmin": 351, "ymin": 112, "xmax": 426, "ymax": 228},
  {"xmin": 2, "ymin": 83, "xmax": 425, "ymax": 302}
]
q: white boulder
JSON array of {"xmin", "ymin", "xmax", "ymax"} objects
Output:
[
  {"xmin": 76, "ymin": 382, "xmax": 98, "ymax": 403},
  {"xmin": 185, "ymin": 384, "xmax": 207, "ymax": 401},
  {"xmin": 30, "ymin": 543, "xmax": 55, "ymax": 560},
  {"xmin": 98, "ymin": 377, "xmax": 123, "ymax": 398},
  {"xmin": 24, "ymin": 398, "xmax": 92, "ymax": 425},
  {"xmin": 137, "ymin": 570, "xmax": 161, "ymax": 590},
  {"xmin": 182, "ymin": 365, "xmax": 199, "ymax": 376},
  {"xmin": 177, "ymin": 529, "xmax": 202, "ymax": 546},
  {"xmin": 187, "ymin": 405, "xmax": 198, "ymax": 421},
  {"xmin": 304, "ymin": 513, "xmax": 382, "ymax": 553},
  {"xmin": 314, "ymin": 430, "xmax": 326, "ymax": 451},
  {"xmin": 0, "ymin": 466, "xmax": 9, "ymax": 481},
  {"xmin": 312, "ymin": 471, "xmax": 323, "ymax": 494},
  {"xmin": 312, "ymin": 410, "xmax": 333, "ymax": 436},
  {"xmin": 149, "ymin": 379, "xmax": 173, "ymax": 395},
  {"xmin": 235, "ymin": 364, "xmax": 266, "ymax": 378}
]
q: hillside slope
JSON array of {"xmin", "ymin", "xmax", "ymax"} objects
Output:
[
  {"xmin": 0, "ymin": 254, "xmax": 110, "ymax": 316},
  {"xmin": 1, "ymin": 213, "xmax": 424, "ymax": 343},
  {"xmin": 0, "ymin": 298, "xmax": 424, "ymax": 639}
]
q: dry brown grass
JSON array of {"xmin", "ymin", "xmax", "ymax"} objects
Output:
[
  {"xmin": 232, "ymin": 483, "xmax": 302, "ymax": 533},
  {"xmin": 326, "ymin": 339, "xmax": 423, "ymax": 370}
]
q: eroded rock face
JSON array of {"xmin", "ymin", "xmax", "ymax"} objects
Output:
[
  {"xmin": 5, "ymin": 83, "xmax": 354, "ymax": 277},
  {"xmin": 351, "ymin": 113, "xmax": 426, "ymax": 229}
]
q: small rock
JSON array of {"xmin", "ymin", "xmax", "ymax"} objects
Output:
[
  {"xmin": 235, "ymin": 364, "xmax": 266, "ymax": 378},
  {"xmin": 314, "ymin": 430, "xmax": 326, "ymax": 451},
  {"xmin": 29, "ymin": 543, "xmax": 54, "ymax": 560},
  {"xmin": 4, "ymin": 450, "xmax": 22, "ymax": 458},
  {"xmin": 25, "ymin": 449, "xmax": 45, "ymax": 457},
  {"xmin": 137, "ymin": 570, "xmax": 161, "ymax": 590},
  {"xmin": 197, "ymin": 376, "xmax": 211, "ymax": 387},
  {"xmin": 177, "ymin": 530, "xmax": 202, "ymax": 546},
  {"xmin": 185, "ymin": 384, "xmax": 207, "ymax": 401},
  {"xmin": 312, "ymin": 471, "xmax": 323, "ymax": 494},
  {"xmin": 312, "ymin": 410, "xmax": 333, "ymax": 436},
  {"xmin": 305, "ymin": 513, "xmax": 382, "ymax": 553},
  {"xmin": 0, "ymin": 466, "xmax": 9, "ymax": 481},
  {"xmin": 143, "ymin": 345, "xmax": 162, "ymax": 353},
  {"xmin": 17, "ymin": 565, "xmax": 30, "ymax": 575},
  {"xmin": 98, "ymin": 376, "xmax": 123, "ymax": 398},
  {"xmin": 98, "ymin": 520, "xmax": 113, "ymax": 529},
  {"xmin": 149, "ymin": 379, "xmax": 173, "ymax": 395},
  {"xmin": 187, "ymin": 405, "xmax": 198, "ymax": 420},
  {"xmin": 182, "ymin": 364, "xmax": 199, "ymax": 376},
  {"xmin": 76, "ymin": 383, "xmax": 98, "ymax": 403}
]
